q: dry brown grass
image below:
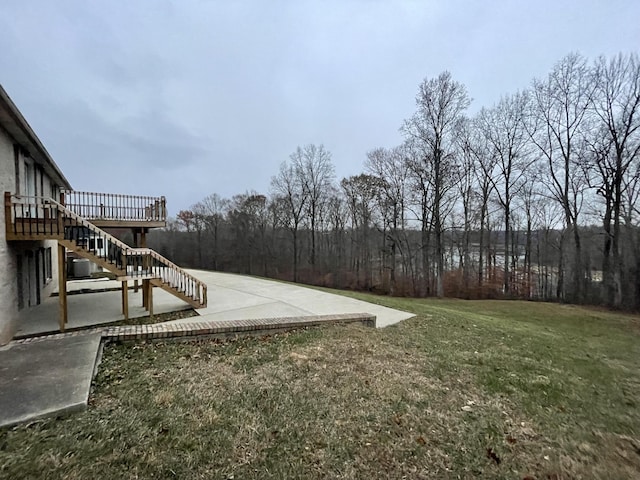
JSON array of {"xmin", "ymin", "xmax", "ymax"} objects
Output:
[{"xmin": 1, "ymin": 297, "xmax": 639, "ymax": 479}]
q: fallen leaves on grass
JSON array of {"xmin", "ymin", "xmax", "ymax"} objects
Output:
[{"xmin": 486, "ymin": 447, "xmax": 501, "ymax": 465}]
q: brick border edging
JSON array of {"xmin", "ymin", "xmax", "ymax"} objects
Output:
[
  {"xmin": 103, "ymin": 313, "xmax": 376, "ymax": 342},
  {"xmin": 8, "ymin": 313, "xmax": 376, "ymax": 346}
]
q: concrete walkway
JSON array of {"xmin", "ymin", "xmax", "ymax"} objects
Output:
[
  {"xmin": 0, "ymin": 332, "xmax": 102, "ymax": 428},
  {"xmin": 182, "ymin": 270, "xmax": 415, "ymax": 328}
]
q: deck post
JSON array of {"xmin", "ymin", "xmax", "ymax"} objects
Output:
[
  {"xmin": 57, "ymin": 243, "xmax": 67, "ymax": 330},
  {"xmin": 122, "ymin": 280, "xmax": 129, "ymax": 320},
  {"xmin": 142, "ymin": 278, "xmax": 149, "ymax": 309},
  {"xmin": 4, "ymin": 192, "xmax": 11, "ymax": 233},
  {"xmin": 133, "ymin": 229, "xmax": 139, "ymax": 293},
  {"xmin": 148, "ymin": 282, "xmax": 153, "ymax": 319},
  {"xmin": 140, "ymin": 229, "xmax": 149, "ymax": 309},
  {"xmin": 140, "ymin": 229, "xmax": 147, "ymax": 274}
]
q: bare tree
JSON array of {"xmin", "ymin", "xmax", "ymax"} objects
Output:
[
  {"xmin": 530, "ymin": 53, "xmax": 595, "ymax": 302},
  {"xmin": 325, "ymin": 188, "xmax": 347, "ymax": 286},
  {"xmin": 366, "ymin": 146, "xmax": 410, "ymax": 294},
  {"xmin": 196, "ymin": 193, "xmax": 228, "ymax": 270},
  {"xmin": 462, "ymin": 117, "xmax": 496, "ymax": 290},
  {"xmin": 176, "ymin": 210, "xmax": 195, "ymax": 232},
  {"xmin": 191, "ymin": 201, "xmax": 208, "ymax": 267},
  {"xmin": 148, "ymin": 52, "xmax": 640, "ymax": 310},
  {"xmin": 478, "ymin": 91, "xmax": 532, "ymax": 295},
  {"xmin": 271, "ymin": 154, "xmax": 308, "ymax": 282},
  {"xmin": 402, "ymin": 71, "xmax": 470, "ymax": 297},
  {"xmin": 622, "ymin": 158, "xmax": 640, "ymax": 308},
  {"xmin": 404, "ymin": 138, "xmax": 435, "ymax": 295},
  {"xmin": 293, "ymin": 144, "xmax": 335, "ymax": 269},
  {"xmin": 341, "ymin": 174, "xmax": 380, "ymax": 289},
  {"xmin": 590, "ymin": 53, "xmax": 640, "ymax": 307},
  {"xmin": 453, "ymin": 117, "xmax": 479, "ymax": 295}
]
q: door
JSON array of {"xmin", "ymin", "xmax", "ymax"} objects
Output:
[
  {"xmin": 16, "ymin": 255, "xmax": 24, "ymax": 310},
  {"xmin": 26, "ymin": 251, "xmax": 35, "ymax": 307}
]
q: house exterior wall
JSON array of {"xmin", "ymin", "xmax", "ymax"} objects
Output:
[
  {"xmin": 0, "ymin": 125, "xmax": 18, "ymax": 343},
  {"xmin": 0, "ymin": 125, "xmax": 59, "ymax": 344}
]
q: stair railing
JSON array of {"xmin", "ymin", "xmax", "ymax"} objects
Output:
[
  {"xmin": 144, "ymin": 249, "xmax": 208, "ymax": 305},
  {"xmin": 6, "ymin": 193, "xmax": 206, "ymax": 306}
]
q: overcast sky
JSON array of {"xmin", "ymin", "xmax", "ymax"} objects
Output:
[{"xmin": 0, "ymin": 0, "xmax": 638, "ymax": 214}]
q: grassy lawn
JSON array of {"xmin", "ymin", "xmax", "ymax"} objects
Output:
[{"xmin": 1, "ymin": 295, "xmax": 639, "ymax": 479}]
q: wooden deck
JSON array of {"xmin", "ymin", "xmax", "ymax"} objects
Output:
[
  {"xmin": 5, "ymin": 189, "xmax": 167, "ymax": 240},
  {"xmin": 5, "ymin": 191, "xmax": 207, "ymax": 331},
  {"xmin": 61, "ymin": 190, "xmax": 166, "ymax": 228}
]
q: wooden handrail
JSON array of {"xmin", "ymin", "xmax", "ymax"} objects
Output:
[
  {"xmin": 46, "ymin": 197, "xmax": 133, "ymax": 251},
  {"xmin": 60, "ymin": 190, "xmax": 167, "ymax": 222}
]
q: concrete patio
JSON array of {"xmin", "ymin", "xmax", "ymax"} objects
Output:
[
  {"xmin": 16, "ymin": 278, "xmax": 191, "ymax": 338},
  {"xmin": 180, "ymin": 270, "xmax": 414, "ymax": 328},
  {"xmin": 16, "ymin": 270, "xmax": 415, "ymax": 337}
]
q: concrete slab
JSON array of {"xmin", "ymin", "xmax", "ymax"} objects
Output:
[
  {"xmin": 16, "ymin": 288, "xmax": 190, "ymax": 338},
  {"xmin": 53, "ymin": 277, "xmax": 123, "ymax": 294},
  {"xmin": 16, "ymin": 270, "xmax": 414, "ymax": 338},
  {"xmin": 180, "ymin": 270, "xmax": 415, "ymax": 328},
  {"xmin": 0, "ymin": 332, "xmax": 102, "ymax": 428},
  {"xmin": 198, "ymin": 302, "xmax": 311, "ymax": 321}
]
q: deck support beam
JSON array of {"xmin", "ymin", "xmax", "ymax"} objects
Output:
[
  {"xmin": 57, "ymin": 243, "xmax": 67, "ymax": 331},
  {"xmin": 133, "ymin": 229, "xmax": 139, "ymax": 293},
  {"xmin": 121, "ymin": 280, "xmax": 129, "ymax": 320},
  {"xmin": 141, "ymin": 278, "xmax": 154, "ymax": 318},
  {"xmin": 148, "ymin": 281, "xmax": 153, "ymax": 319},
  {"xmin": 142, "ymin": 279, "xmax": 149, "ymax": 309}
]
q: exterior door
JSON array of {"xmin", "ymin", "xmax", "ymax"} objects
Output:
[{"xmin": 26, "ymin": 252, "xmax": 35, "ymax": 307}]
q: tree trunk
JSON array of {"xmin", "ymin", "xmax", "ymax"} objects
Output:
[
  {"xmin": 292, "ymin": 228, "xmax": 298, "ymax": 283},
  {"xmin": 434, "ymin": 150, "xmax": 444, "ymax": 298},
  {"xmin": 504, "ymin": 203, "xmax": 510, "ymax": 296},
  {"xmin": 525, "ymin": 212, "xmax": 532, "ymax": 299}
]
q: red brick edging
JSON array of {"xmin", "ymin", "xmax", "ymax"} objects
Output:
[
  {"xmin": 103, "ymin": 313, "xmax": 376, "ymax": 342},
  {"xmin": 9, "ymin": 313, "xmax": 376, "ymax": 346}
]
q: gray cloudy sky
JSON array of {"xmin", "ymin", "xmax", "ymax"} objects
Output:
[{"xmin": 0, "ymin": 0, "xmax": 638, "ymax": 214}]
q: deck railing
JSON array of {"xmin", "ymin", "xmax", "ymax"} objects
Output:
[{"xmin": 60, "ymin": 190, "xmax": 166, "ymax": 222}]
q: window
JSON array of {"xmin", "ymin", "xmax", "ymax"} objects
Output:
[
  {"xmin": 13, "ymin": 145, "xmax": 20, "ymax": 193},
  {"xmin": 88, "ymin": 238, "xmax": 104, "ymax": 251},
  {"xmin": 44, "ymin": 247, "xmax": 52, "ymax": 281},
  {"xmin": 24, "ymin": 160, "xmax": 35, "ymax": 197}
]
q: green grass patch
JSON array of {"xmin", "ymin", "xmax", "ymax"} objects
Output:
[{"xmin": 1, "ymin": 297, "xmax": 639, "ymax": 479}]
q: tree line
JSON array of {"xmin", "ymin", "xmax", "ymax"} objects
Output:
[{"xmin": 146, "ymin": 52, "xmax": 640, "ymax": 310}]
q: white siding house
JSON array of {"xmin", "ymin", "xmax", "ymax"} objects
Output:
[{"xmin": 0, "ymin": 85, "xmax": 71, "ymax": 344}]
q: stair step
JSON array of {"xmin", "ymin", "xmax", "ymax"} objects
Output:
[{"xmin": 115, "ymin": 274, "xmax": 161, "ymax": 282}]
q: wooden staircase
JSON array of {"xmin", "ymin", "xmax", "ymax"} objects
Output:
[{"xmin": 5, "ymin": 193, "xmax": 207, "ymax": 310}]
